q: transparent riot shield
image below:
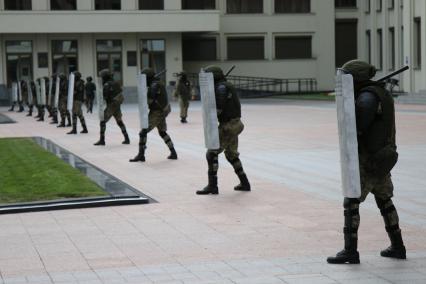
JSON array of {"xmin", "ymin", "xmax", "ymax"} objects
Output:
[
  {"xmin": 67, "ymin": 73, "xmax": 75, "ymax": 113},
  {"xmin": 47, "ymin": 78, "xmax": 53, "ymax": 107},
  {"xmin": 35, "ymin": 80, "xmax": 41, "ymax": 105},
  {"xmin": 27, "ymin": 80, "xmax": 33, "ymax": 105},
  {"xmin": 54, "ymin": 76, "xmax": 60, "ymax": 108},
  {"xmin": 17, "ymin": 81, "xmax": 22, "ymax": 102},
  {"xmin": 335, "ymin": 70, "xmax": 361, "ymax": 199},
  {"xmin": 199, "ymin": 70, "xmax": 220, "ymax": 150},
  {"xmin": 11, "ymin": 82, "xmax": 18, "ymax": 102},
  {"xmin": 40, "ymin": 78, "xmax": 46, "ymax": 105},
  {"xmin": 137, "ymin": 73, "xmax": 149, "ymax": 129},
  {"xmin": 96, "ymin": 77, "xmax": 106, "ymax": 121}
]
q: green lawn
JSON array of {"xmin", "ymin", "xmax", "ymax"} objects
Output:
[
  {"xmin": 272, "ymin": 93, "xmax": 335, "ymax": 101},
  {"xmin": 0, "ymin": 138, "xmax": 107, "ymax": 204}
]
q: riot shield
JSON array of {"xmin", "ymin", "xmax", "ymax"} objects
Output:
[
  {"xmin": 17, "ymin": 81, "xmax": 22, "ymax": 102},
  {"xmin": 137, "ymin": 73, "xmax": 149, "ymax": 129},
  {"xmin": 11, "ymin": 82, "xmax": 18, "ymax": 102},
  {"xmin": 27, "ymin": 80, "xmax": 33, "ymax": 105},
  {"xmin": 335, "ymin": 70, "xmax": 361, "ymax": 199},
  {"xmin": 35, "ymin": 80, "xmax": 41, "ymax": 105},
  {"xmin": 67, "ymin": 73, "xmax": 75, "ymax": 113},
  {"xmin": 47, "ymin": 78, "xmax": 53, "ymax": 107},
  {"xmin": 199, "ymin": 70, "xmax": 220, "ymax": 150},
  {"xmin": 40, "ymin": 78, "xmax": 46, "ymax": 105},
  {"xmin": 54, "ymin": 76, "xmax": 60, "ymax": 108},
  {"xmin": 96, "ymin": 77, "xmax": 106, "ymax": 121}
]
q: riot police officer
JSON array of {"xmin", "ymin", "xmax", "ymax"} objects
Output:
[{"xmin": 67, "ymin": 72, "xmax": 88, "ymax": 134}]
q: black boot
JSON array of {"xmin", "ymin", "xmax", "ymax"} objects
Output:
[
  {"xmin": 18, "ymin": 105, "xmax": 24, "ymax": 112},
  {"xmin": 67, "ymin": 125, "xmax": 77, "ymax": 135},
  {"xmin": 168, "ymin": 148, "xmax": 178, "ymax": 160},
  {"xmin": 180, "ymin": 117, "xmax": 187, "ymax": 123},
  {"xmin": 66, "ymin": 113, "xmax": 72, "ymax": 127},
  {"xmin": 57, "ymin": 120, "xmax": 65, "ymax": 127},
  {"xmin": 8, "ymin": 105, "xmax": 15, "ymax": 111},
  {"xmin": 80, "ymin": 124, "xmax": 88, "ymax": 134},
  {"xmin": 122, "ymin": 133, "xmax": 130, "ymax": 145},
  {"xmin": 381, "ymin": 231, "xmax": 406, "ymax": 259},
  {"xmin": 327, "ymin": 198, "xmax": 360, "ymax": 264},
  {"xmin": 94, "ymin": 136, "xmax": 105, "ymax": 146},
  {"xmin": 130, "ymin": 150, "xmax": 145, "ymax": 162},
  {"xmin": 234, "ymin": 173, "xmax": 251, "ymax": 191},
  {"xmin": 196, "ymin": 175, "xmax": 219, "ymax": 195}
]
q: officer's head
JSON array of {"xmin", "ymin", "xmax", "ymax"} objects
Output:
[
  {"xmin": 99, "ymin": 69, "xmax": 112, "ymax": 83},
  {"xmin": 141, "ymin": 68, "xmax": 155, "ymax": 84},
  {"xmin": 204, "ymin": 65, "xmax": 225, "ymax": 82},
  {"xmin": 44, "ymin": 76, "xmax": 49, "ymax": 81},
  {"xmin": 178, "ymin": 71, "xmax": 187, "ymax": 80},
  {"xmin": 59, "ymin": 73, "xmax": 66, "ymax": 80},
  {"xmin": 86, "ymin": 76, "xmax": 93, "ymax": 82},
  {"xmin": 341, "ymin": 60, "xmax": 377, "ymax": 83},
  {"xmin": 73, "ymin": 71, "xmax": 82, "ymax": 80}
]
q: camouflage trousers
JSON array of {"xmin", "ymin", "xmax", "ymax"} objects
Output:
[
  {"xmin": 206, "ymin": 118, "xmax": 246, "ymax": 177},
  {"xmin": 71, "ymin": 100, "xmax": 86, "ymax": 127},
  {"xmin": 138, "ymin": 110, "xmax": 174, "ymax": 151},
  {"xmin": 359, "ymin": 158, "xmax": 394, "ymax": 203},
  {"xmin": 100, "ymin": 102, "xmax": 127, "ymax": 138},
  {"xmin": 179, "ymin": 98, "xmax": 189, "ymax": 119},
  {"xmin": 59, "ymin": 98, "xmax": 70, "ymax": 123}
]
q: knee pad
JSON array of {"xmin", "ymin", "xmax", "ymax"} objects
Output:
[
  {"xmin": 158, "ymin": 130, "xmax": 167, "ymax": 138},
  {"xmin": 206, "ymin": 151, "xmax": 218, "ymax": 163}
]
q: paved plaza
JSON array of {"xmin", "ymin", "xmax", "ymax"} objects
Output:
[{"xmin": 0, "ymin": 99, "xmax": 425, "ymax": 284}]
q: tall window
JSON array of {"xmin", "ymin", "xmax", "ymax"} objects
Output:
[
  {"xmin": 389, "ymin": 27, "xmax": 395, "ymax": 70},
  {"xmin": 141, "ymin": 40, "xmax": 166, "ymax": 80},
  {"xmin": 275, "ymin": 36, "xmax": 312, "ymax": 59},
  {"xmin": 377, "ymin": 29, "xmax": 383, "ymax": 70},
  {"xmin": 366, "ymin": 30, "xmax": 371, "ymax": 63},
  {"xmin": 97, "ymin": 40, "xmax": 123, "ymax": 83},
  {"xmin": 365, "ymin": 0, "xmax": 370, "ymax": 13},
  {"xmin": 414, "ymin": 17, "xmax": 422, "ymax": 68},
  {"xmin": 227, "ymin": 0, "xmax": 263, "ymax": 14},
  {"xmin": 139, "ymin": 0, "xmax": 164, "ymax": 9},
  {"xmin": 52, "ymin": 40, "xmax": 78, "ymax": 74},
  {"xmin": 335, "ymin": 0, "xmax": 357, "ymax": 8},
  {"xmin": 275, "ymin": 0, "xmax": 310, "ymax": 13},
  {"xmin": 227, "ymin": 37, "xmax": 264, "ymax": 60},
  {"xmin": 50, "ymin": 0, "xmax": 77, "ymax": 10},
  {"xmin": 376, "ymin": 0, "xmax": 382, "ymax": 12},
  {"xmin": 4, "ymin": 0, "xmax": 32, "ymax": 10},
  {"xmin": 95, "ymin": 0, "xmax": 121, "ymax": 10},
  {"xmin": 182, "ymin": 0, "xmax": 215, "ymax": 9},
  {"xmin": 5, "ymin": 41, "xmax": 33, "ymax": 87},
  {"xmin": 388, "ymin": 0, "xmax": 394, "ymax": 9}
]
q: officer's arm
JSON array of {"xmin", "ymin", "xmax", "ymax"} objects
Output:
[{"xmin": 356, "ymin": 91, "xmax": 379, "ymax": 134}]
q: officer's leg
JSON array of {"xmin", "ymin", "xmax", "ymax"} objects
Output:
[
  {"xmin": 224, "ymin": 141, "xmax": 250, "ymax": 191},
  {"xmin": 76, "ymin": 103, "xmax": 88, "ymax": 133},
  {"xmin": 196, "ymin": 150, "xmax": 220, "ymax": 195},
  {"xmin": 94, "ymin": 109, "xmax": 112, "ymax": 146},
  {"xmin": 67, "ymin": 112, "xmax": 78, "ymax": 134},
  {"xmin": 66, "ymin": 110, "xmax": 72, "ymax": 127},
  {"xmin": 113, "ymin": 108, "xmax": 130, "ymax": 144},
  {"xmin": 158, "ymin": 129, "xmax": 178, "ymax": 160},
  {"xmin": 27, "ymin": 105, "xmax": 33, "ymax": 116},
  {"xmin": 375, "ymin": 196, "xmax": 406, "ymax": 259},
  {"xmin": 57, "ymin": 104, "xmax": 66, "ymax": 127},
  {"xmin": 130, "ymin": 129, "xmax": 149, "ymax": 162},
  {"xmin": 327, "ymin": 198, "xmax": 360, "ymax": 264},
  {"xmin": 18, "ymin": 101, "xmax": 24, "ymax": 112},
  {"xmin": 37, "ymin": 105, "xmax": 45, "ymax": 122}
]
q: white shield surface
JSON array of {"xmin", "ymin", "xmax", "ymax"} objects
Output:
[
  {"xmin": 11, "ymin": 82, "xmax": 18, "ymax": 102},
  {"xmin": 335, "ymin": 70, "xmax": 361, "ymax": 198},
  {"xmin": 40, "ymin": 78, "xmax": 46, "ymax": 105},
  {"xmin": 35, "ymin": 80, "xmax": 41, "ymax": 105},
  {"xmin": 199, "ymin": 70, "xmax": 220, "ymax": 150},
  {"xmin": 54, "ymin": 76, "xmax": 60, "ymax": 108},
  {"xmin": 96, "ymin": 77, "xmax": 106, "ymax": 121},
  {"xmin": 17, "ymin": 81, "xmax": 22, "ymax": 101},
  {"xmin": 47, "ymin": 78, "xmax": 53, "ymax": 106},
  {"xmin": 137, "ymin": 74, "xmax": 149, "ymax": 129},
  {"xmin": 27, "ymin": 80, "xmax": 33, "ymax": 105},
  {"xmin": 67, "ymin": 73, "xmax": 75, "ymax": 112}
]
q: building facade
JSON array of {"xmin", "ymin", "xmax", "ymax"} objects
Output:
[{"xmin": 0, "ymin": 0, "xmax": 424, "ymax": 97}]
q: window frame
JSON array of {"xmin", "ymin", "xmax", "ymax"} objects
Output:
[
  {"xmin": 227, "ymin": 0, "xmax": 264, "ymax": 14},
  {"xmin": 50, "ymin": 0, "xmax": 77, "ymax": 10},
  {"xmin": 4, "ymin": 0, "xmax": 32, "ymax": 10},
  {"xmin": 227, "ymin": 36, "xmax": 265, "ymax": 61},
  {"xmin": 139, "ymin": 0, "xmax": 164, "ymax": 10},
  {"xmin": 94, "ymin": 0, "xmax": 122, "ymax": 10},
  {"xmin": 182, "ymin": 36, "xmax": 218, "ymax": 61},
  {"xmin": 274, "ymin": 35, "xmax": 313, "ymax": 60},
  {"xmin": 274, "ymin": 0, "xmax": 311, "ymax": 14}
]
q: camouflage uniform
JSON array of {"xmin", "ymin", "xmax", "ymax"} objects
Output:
[
  {"xmin": 130, "ymin": 68, "xmax": 177, "ymax": 162},
  {"xmin": 174, "ymin": 72, "xmax": 191, "ymax": 123},
  {"xmin": 57, "ymin": 74, "xmax": 72, "ymax": 127},
  {"xmin": 35, "ymin": 78, "xmax": 45, "ymax": 122},
  {"xmin": 20, "ymin": 81, "xmax": 28, "ymax": 112},
  {"xmin": 94, "ymin": 70, "xmax": 130, "ymax": 146},
  {"xmin": 27, "ymin": 81, "xmax": 37, "ymax": 117},
  {"xmin": 328, "ymin": 60, "xmax": 405, "ymax": 265},
  {"xmin": 196, "ymin": 66, "xmax": 251, "ymax": 195},
  {"xmin": 49, "ymin": 76, "xmax": 58, "ymax": 124},
  {"xmin": 67, "ymin": 72, "xmax": 88, "ymax": 134},
  {"xmin": 85, "ymin": 77, "xmax": 96, "ymax": 113}
]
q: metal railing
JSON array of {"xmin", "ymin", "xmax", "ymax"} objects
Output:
[{"xmin": 186, "ymin": 73, "xmax": 317, "ymax": 98}]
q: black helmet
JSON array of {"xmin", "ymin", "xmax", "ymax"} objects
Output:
[
  {"xmin": 99, "ymin": 69, "xmax": 112, "ymax": 82},
  {"xmin": 204, "ymin": 65, "xmax": 225, "ymax": 82},
  {"xmin": 86, "ymin": 76, "xmax": 93, "ymax": 82},
  {"xmin": 73, "ymin": 71, "xmax": 82, "ymax": 80},
  {"xmin": 341, "ymin": 60, "xmax": 377, "ymax": 82},
  {"xmin": 141, "ymin": 68, "xmax": 155, "ymax": 80},
  {"xmin": 59, "ymin": 73, "xmax": 67, "ymax": 80}
]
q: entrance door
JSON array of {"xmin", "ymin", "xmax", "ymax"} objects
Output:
[
  {"xmin": 140, "ymin": 39, "xmax": 166, "ymax": 82},
  {"xmin": 96, "ymin": 40, "xmax": 122, "ymax": 84},
  {"xmin": 5, "ymin": 41, "xmax": 33, "ymax": 86}
]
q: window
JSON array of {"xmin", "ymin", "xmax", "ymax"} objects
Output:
[
  {"xmin": 388, "ymin": 0, "xmax": 394, "ymax": 9},
  {"xmin": 365, "ymin": 0, "xmax": 370, "ymax": 13},
  {"xmin": 52, "ymin": 40, "xmax": 78, "ymax": 74},
  {"xmin": 276, "ymin": 36, "xmax": 312, "ymax": 59},
  {"xmin": 4, "ymin": 0, "xmax": 32, "ymax": 10},
  {"xmin": 227, "ymin": 0, "xmax": 263, "ymax": 14},
  {"xmin": 38, "ymin": 53, "xmax": 48, "ymax": 68},
  {"xmin": 5, "ymin": 41, "xmax": 33, "ymax": 87},
  {"xmin": 366, "ymin": 30, "xmax": 371, "ymax": 63},
  {"xmin": 376, "ymin": 0, "xmax": 382, "ymax": 12},
  {"xmin": 141, "ymin": 40, "xmax": 166, "ymax": 80},
  {"xmin": 127, "ymin": 51, "xmax": 137, "ymax": 67},
  {"xmin": 377, "ymin": 29, "xmax": 383, "ymax": 70},
  {"xmin": 335, "ymin": 19, "xmax": 358, "ymax": 67},
  {"xmin": 95, "ymin": 0, "xmax": 121, "ymax": 10},
  {"xmin": 335, "ymin": 0, "xmax": 357, "ymax": 8},
  {"xmin": 50, "ymin": 0, "xmax": 77, "ymax": 10},
  {"xmin": 389, "ymin": 27, "xmax": 395, "ymax": 70},
  {"xmin": 182, "ymin": 0, "xmax": 215, "ymax": 9},
  {"xmin": 275, "ymin": 0, "xmax": 310, "ymax": 13},
  {"xmin": 414, "ymin": 17, "xmax": 422, "ymax": 68},
  {"xmin": 139, "ymin": 0, "xmax": 164, "ymax": 9},
  {"xmin": 183, "ymin": 37, "xmax": 217, "ymax": 61},
  {"xmin": 97, "ymin": 40, "xmax": 123, "ymax": 83},
  {"xmin": 227, "ymin": 37, "xmax": 264, "ymax": 60}
]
